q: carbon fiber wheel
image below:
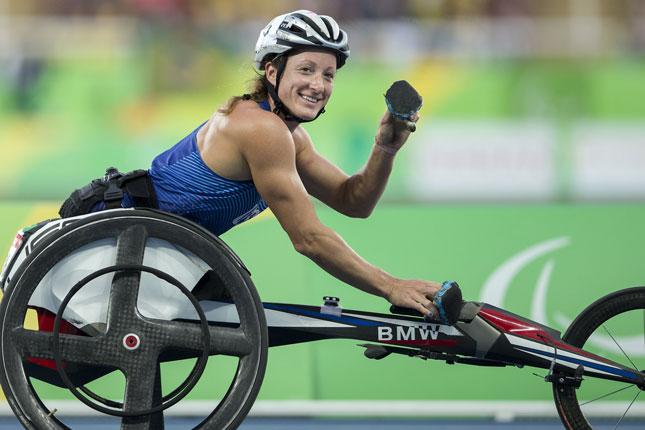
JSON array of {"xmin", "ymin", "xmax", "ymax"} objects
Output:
[
  {"xmin": 0, "ymin": 209, "xmax": 268, "ymax": 430},
  {"xmin": 553, "ymin": 287, "xmax": 645, "ymax": 430}
]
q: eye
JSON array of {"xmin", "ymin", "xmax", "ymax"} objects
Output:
[{"xmin": 324, "ymin": 72, "xmax": 335, "ymax": 81}]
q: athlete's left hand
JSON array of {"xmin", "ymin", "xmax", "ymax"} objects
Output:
[{"xmin": 375, "ymin": 111, "xmax": 419, "ymax": 154}]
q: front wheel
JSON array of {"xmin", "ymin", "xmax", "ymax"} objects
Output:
[{"xmin": 553, "ymin": 287, "xmax": 645, "ymax": 429}]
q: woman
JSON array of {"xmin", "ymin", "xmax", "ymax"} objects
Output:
[{"xmin": 66, "ymin": 10, "xmax": 453, "ymax": 321}]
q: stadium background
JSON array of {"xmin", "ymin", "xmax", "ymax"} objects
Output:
[{"xmin": 1, "ymin": 0, "xmax": 644, "ymax": 424}]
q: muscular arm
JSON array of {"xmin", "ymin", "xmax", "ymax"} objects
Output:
[
  {"xmin": 239, "ymin": 117, "xmax": 396, "ymax": 298},
  {"xmin": 295, "ymin": 111, "xmax": 416, "ymax": 218},
  {"xmin": 296, "ymin": 128, "xmax": 395, "ymax": 218},
  {"xmin": 224, "ymin": 109, "xmax": 439, "ymax": 316}
]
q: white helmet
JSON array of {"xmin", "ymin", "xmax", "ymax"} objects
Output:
[{"xmin": 254, "ymin": 10, "xmax": 350, "ymax": 70}]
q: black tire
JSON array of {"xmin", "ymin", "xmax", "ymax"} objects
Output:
[
  {"xmin": 0, "ymin": 209, "xmax": 268, "ymax": 430},
  {"xmin": 553, "ymin": 287, "xmax": 645, "ymax": 429}
]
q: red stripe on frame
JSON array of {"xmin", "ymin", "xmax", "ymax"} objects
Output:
[
  {"xmin": 380, "ymin": 339, "xmax": 458, "ymax": 347},
  {"xmin": 479, "ymin": 306, "xmax": 614, "ymax": 364}
]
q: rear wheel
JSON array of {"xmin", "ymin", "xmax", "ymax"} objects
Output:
[
  {"xmin": 553, "ymin": 287, "xmax": 645, "ymax": 429},
  {"xmin": 0, "ymin": 209, "xmax": 268, "ymax": 430}
]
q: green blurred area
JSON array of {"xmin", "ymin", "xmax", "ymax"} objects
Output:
[{"xmin": 1, "ymin": 57, "xmax": 645, "ymax": 201}]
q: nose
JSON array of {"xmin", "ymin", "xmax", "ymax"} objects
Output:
[{"xmin": 309, "ymin": 73, "xmax": 324, "ymax": 93}]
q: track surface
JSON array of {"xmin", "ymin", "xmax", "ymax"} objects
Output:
[{"xmin": 0, "ymin": 418, "xmax": 644, "ymax": 429}]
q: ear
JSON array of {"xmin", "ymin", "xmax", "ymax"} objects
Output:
[{"xmin": 264, "ymin": 61, "xmax": 277, "ymax": 86}]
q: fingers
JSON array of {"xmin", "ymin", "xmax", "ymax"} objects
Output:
[
  {"xmin": 388, "ymin": 280, "xmax": 442, "ymax": 319},
  {"xmin": 410, "ymin": 297, "xmax": 439, "ymax": 320},
  {"xmin": 389, "ymin": 117, "xmax": 415, "ymax": 133},
  {"xmin": 409, "ymin": 112, "xmax": 421, "ymax": 132},
  {"xmin": 426, "ymin": 281, "xmax": 442, "ymax": 299},
  {"xmin": 425, "ymin": 302, "xmax": 439, "ymax": 320},
  {"xmin": 400, "ymin": 113, "xmax": 419, "ymax": 133},
  {"xmin": 410, "ymin": 301, "xmax": 428, "ymax": 317},
  {"xmin": 415, "ymin": 302, "xmax": 439, "ymax": 320}
]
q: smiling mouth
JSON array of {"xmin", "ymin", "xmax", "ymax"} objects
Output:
[{"xmin": 299, "ymin": 94, "xmax": 321, "ymax": 104}]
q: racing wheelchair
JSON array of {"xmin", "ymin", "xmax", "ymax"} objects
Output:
[{"xmin": 0, "ymin": 209, "xmax": 643, "ymax": 429}]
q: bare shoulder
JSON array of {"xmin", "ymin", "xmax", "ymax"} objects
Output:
[
  {"xmin": 291, "ymin": 125, "xmax": 316, "ymax": 156},
  {"xmin": 291, "ymin": 125, "xmax": 312, "ymax": 145},
  {"xmin": 224, "ymin": 101, "xmax": 293, "ymax": 150},
  {"xmin": 215, "ymin": 101, "xmax": 294, "ymax": 165}
]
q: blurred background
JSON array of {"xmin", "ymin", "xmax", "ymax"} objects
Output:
[
  {"xmin": 1, "ymin": 0, "xmax": 645, "ymax": 201},
  {"xmin": 1, "ymin": 0, "xmax": 644, "ymax": 427}
]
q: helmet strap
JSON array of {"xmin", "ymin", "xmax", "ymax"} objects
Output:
[{"xmin": 263, "ymin": 56, "xmax": 326, "ymax": 124}]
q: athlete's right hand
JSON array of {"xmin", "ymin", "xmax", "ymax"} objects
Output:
[{"xmin": 385, "ymin": 279, "xmax": 442, "ymax": 319}]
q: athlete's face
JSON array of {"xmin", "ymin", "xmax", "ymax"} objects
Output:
[{"xmin": 266, "ymin": 50, "xmax": 337, "ymax": 120}]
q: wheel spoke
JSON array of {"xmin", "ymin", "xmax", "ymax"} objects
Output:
[
  {"xmin": 207, "ymin": 325, "xmax": 252, "ymax": 357},
  {"xmin": 613, "ymin": 390, "xmax": 640, "ymax": 430},
  {"xmin": 120, "ymin": 361, "xmax": 164, "ymax": 430},
  {"xmin": 580, "ymin": 384, "xmax": 635, "ymax": 406},
  {"xmin": 107, "ymin": 226, "xmax": 148, "ymax": 329},
  {"xmin": 11, "ymin": 327, "xmax": 114, "ymax": 367},
  {"xmin": 155, "ymin": 320, "xmax": 252, "ymax": 357},
  {"xmin": 602, "ymin": 324, "xmax": 639, "ymax": 371}
]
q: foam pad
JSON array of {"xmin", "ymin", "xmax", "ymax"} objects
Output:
[
  {"xmin": 384, "ymin": 80, "xmax": 423, "ymax": 121},
  {"xmin": 432, "ymin": 281, "xmax": 464, "ymax": 325}
]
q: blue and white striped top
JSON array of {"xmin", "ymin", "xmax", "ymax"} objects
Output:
[
  {"xmin": 148, "ymin": 122, "xmax": 268, "ymax": 236},
  {"xmin": 90, "ymin": 102, "xmax": 272, "ymax": 235}
]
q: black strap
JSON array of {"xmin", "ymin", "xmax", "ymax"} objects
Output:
[
  {"xmin": 59, "ymin": 179, "xmax": 107, "ymax": 218},
  {"xmin": 59, "ymin": 168, "xmax": 158, "ymax": 218},
  {"xmin": 119, "ymin": 170, "xmax": 158, "ymax": 208},
  {"xmin": 103, "ymin": 167, "xmax": 124, "ymax": 209}
]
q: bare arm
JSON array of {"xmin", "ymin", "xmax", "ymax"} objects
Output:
[
  {"xmin": 296, "ymin": 111, "xmax": 418, "ymax": 218},
  {"xmin": 239, "ymin": 115, "xmax": 439, "ymax": 315}
]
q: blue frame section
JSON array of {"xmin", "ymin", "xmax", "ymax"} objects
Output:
[
  {"xmin": 515, "ymin": 345, "xmax": 640, "ymax": 382},
  {"xmin": 263, "ymin": 303, "xmax": 383, "ymax": 327}
]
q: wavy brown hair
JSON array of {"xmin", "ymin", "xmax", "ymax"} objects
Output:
[{"xmin": 218, "ymin": 55, "xmax": 287, "ymax": 115}]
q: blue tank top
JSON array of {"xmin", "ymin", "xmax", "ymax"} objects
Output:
[
  {"xmin": 148, "ymin": 122, "xmax": 268, "ymax": 235},
  {"xmin": 93, "ymin": 101, "xmax": 271, "ymax": 236}
]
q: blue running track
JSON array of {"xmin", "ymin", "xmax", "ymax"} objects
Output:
[{"xmin": 0, "ymin": 417, "xmax": 644, "ymax": 429}]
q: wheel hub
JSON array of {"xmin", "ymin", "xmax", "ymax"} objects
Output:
[{"xmin": 122, "ymin": 333, "xmax": 141, "ymax": 351}]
